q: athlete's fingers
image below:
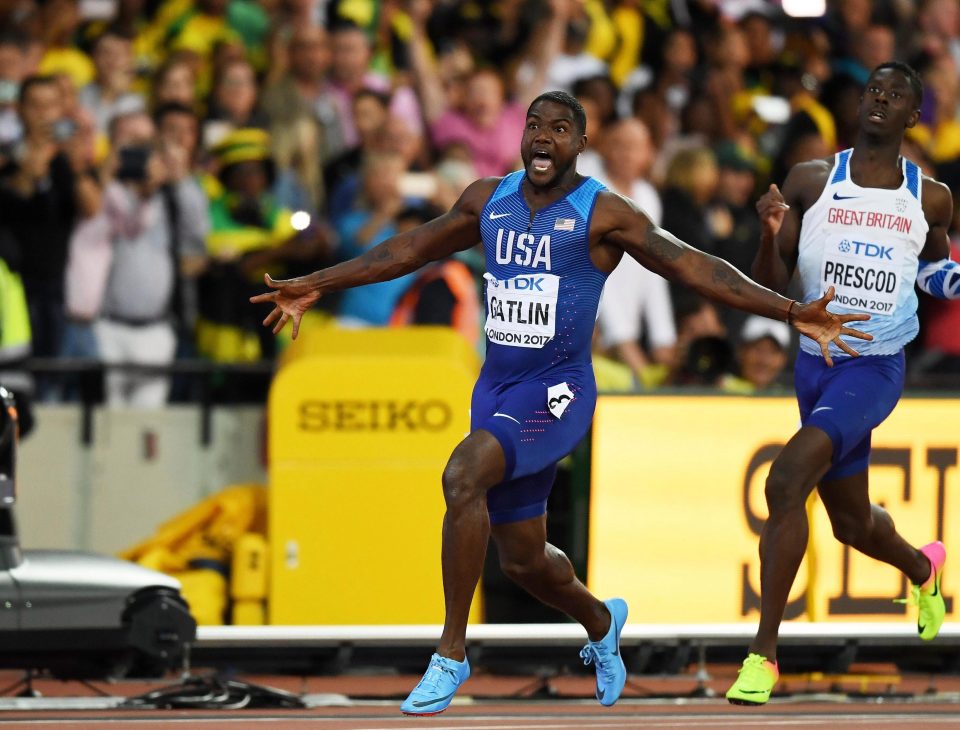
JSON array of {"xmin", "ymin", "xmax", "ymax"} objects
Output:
[
  {"xmin": 272, "ymin": 312, "xmax": 290, "ymax": 335},
  {"xmin": 262, "ymin": 306, "xmax": 282, "ymax": 327},
  {"xmin": 821, "ymin": 340, "xmax": 834, "ymax": 367},
  {"xmin": 249, "ymin": 291, "xmax": 277, "ymax": 304},
  {"xmin": 291, "ymin": 313, "xmax": 301, "ymax": 340},
  {"xmin": 834, "ymin": 337, "xmax": 861, "ymax": 358},
  {"xmin": 823, "ymin": 285, "xmax": 836, "ymax": 302},
  {"xmin": 839, "ymin": 326, "xmax": 873, "ymax": 340},
  {"xmin": 837, "ymin": 312, "xmax": 871, "ymax": 323}
]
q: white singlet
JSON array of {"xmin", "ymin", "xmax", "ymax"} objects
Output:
[{"xmin": 796, "ymin": 148, "xmax": 928, "ymax": 358}]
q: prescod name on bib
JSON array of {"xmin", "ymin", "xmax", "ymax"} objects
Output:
[
  {"xmin": 820, "ymin": 234, "xmax": 904, "ymax": 315},
  {"xmin": 484, "ymin": 273, "xmax": 559, "ymax": 348}
]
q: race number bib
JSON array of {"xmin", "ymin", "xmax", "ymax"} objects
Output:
[
  {"xmin": 820, "ymin": 234, "xmax": 904, "ymax": 315},
  {"xmin": 483, "ymin": 273, "xmax": 559, "ymax": 348}
]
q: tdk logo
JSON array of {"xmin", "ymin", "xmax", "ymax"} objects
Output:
[
  {"xmin": 839, "ymin": 239, "xmax": 893, "ymax": 259},
  {"xmin": 490, "ymin": 276, "xmax": 545, "ymax": 291}
]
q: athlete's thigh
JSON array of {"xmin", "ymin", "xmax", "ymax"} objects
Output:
[
  {"xmin": 473, "ymin": 370, "xmax": 597, "ymax": 481},
  {"xmin": 800, "ymin": 352, "xmax": 904, "ymax": 470}
]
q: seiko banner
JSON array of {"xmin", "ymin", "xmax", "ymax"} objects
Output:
[
  {"xmin": 268, "ymin": 327, "xmax": 483, "ymax": 625},
  {"xmin": 588, "ymin": 395, "xmax": 959, "ymax": 624}
]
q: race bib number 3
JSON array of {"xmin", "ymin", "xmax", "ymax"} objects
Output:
[
  {"xmin": 820, "ymin": 234, "xmax": 904, "ymax": 315},
  {"xmin": 484, "ymin": 273, "xmax": 559, "ymax": 348}
]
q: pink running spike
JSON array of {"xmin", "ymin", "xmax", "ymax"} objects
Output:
[{"xmin": 920, "ymin": 541, "xmax": 946, "ymax": 591}]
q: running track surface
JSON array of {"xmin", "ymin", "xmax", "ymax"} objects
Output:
[{"xmin": 1, "ymin": 671, "xmax": 959, "ymax": 729}]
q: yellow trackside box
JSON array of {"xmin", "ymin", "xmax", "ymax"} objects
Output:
[{"xmin": 268, "ymin": 327, "xmax": 483, "ymax": 624}]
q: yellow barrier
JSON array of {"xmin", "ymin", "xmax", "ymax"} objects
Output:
[
  {"xmin": 588, "ymin": 395, "xmax": 959, "ymax": 624},
  {"xmin": 268, "ymin": 327, "xmax": 483, "ymax": 624}
]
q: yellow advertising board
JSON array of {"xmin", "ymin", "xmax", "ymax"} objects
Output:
[
  {"xmin": 268, "ymin": 327, "xmax": 483, "ymax": 624},
  {"xmin": 589, "ymin": 395, "xmax": 959, "ymax": 624}
]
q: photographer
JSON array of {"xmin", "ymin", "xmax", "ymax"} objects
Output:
[
  {"xmin": 0, "ymin": 75, "xmax": 100, "ymax": 368},
  {"xmin": 90, "ymin": 109, "xmax": 208, "ymax": 407}
]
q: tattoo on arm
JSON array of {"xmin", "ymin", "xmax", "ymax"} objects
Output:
[
  {"xmin": 644, "ymin": 227, "xmax": 685, "ymax": 263},
  {"xmin": 711, "ymin": 261, "xmax": 744, "ymax": 295}
]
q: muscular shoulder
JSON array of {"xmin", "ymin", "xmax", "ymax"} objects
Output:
[
  {"xmin": 782, "ymin": 157, "xmax": 833, "ymax": 209},
  {"xmin": 921, "ymin": 176, "xmax": 953, "ymax": 228},
  {"xmin": 592, "ymin": 189, "xmax": 644, "ymax": 233},
  {"xmin": 452, "ymin": 177, "xmax": 502, "ymax": 218}
]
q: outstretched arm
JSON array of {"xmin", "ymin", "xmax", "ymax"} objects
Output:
[
  {"xmin": 596, "ymin": 192, "xmax": 872, "ymax": 365},
  {"xmin": 250, "ymin": 178, "xmax": 494, "ymax": 337}
]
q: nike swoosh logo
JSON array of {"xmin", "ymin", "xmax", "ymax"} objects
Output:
[
  {"xmin": 811, "ymin": 406, "xmax": 833, "ymax": 415},
  {"xmin": 597, "ymin": 686, "xmax": 605, "ymax": 701},
  {"xmin": 493, "ymin": 412, "xmax": 521, "ymax": 425},
  {"xmin": 833, "ymin": 192, "xmax": 858, "ymax": 200},
  {"xmin": 412, "ymin": 691, "xmax": 457, "ymax": 708},
  {"xmin": 489, "ymin": 212, "xmax": 511, "ymax": 219},
  {"xmin": 736, "ymin": 689, "xmax": 770, "ymax": 695}
]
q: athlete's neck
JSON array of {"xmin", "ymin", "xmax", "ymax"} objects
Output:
[
  {"xmin": 522, "ymin": 171, "xmax": 582, "ymax": 210},
  {"xmin": 849, "ymin": 135, "xmax": 903, "ymax": 189}
]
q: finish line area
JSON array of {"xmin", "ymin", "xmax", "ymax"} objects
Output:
[{"xmin": 1, "ymin": 623, "xmax": 960, "ymax": 729}]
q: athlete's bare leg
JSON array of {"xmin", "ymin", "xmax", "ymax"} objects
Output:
[
  {"xmin": 749, "ymin": 427, "xmax": 834, "ymax": 661},
  {"xmin": 819, "ymin": 471, "xmax": 930, "ymax": 584},
  {"xmin": 436, "ymin": 430, "xmax": 506, "ymax": 661},
  {"xmin": 491, "ymin": 515, "xmax": 610, "ymax": 641}
]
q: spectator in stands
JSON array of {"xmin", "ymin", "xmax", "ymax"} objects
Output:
[
  {"xmin": 260, "ymin": 24, "xmax": 341, "ymax": 208},
  {"xmin": 711, "ymin": 140, "xmax": 762, "ymax": 337},
  {"xmin": 333, "ymin": 151, "xmax": 417, "ymax": 327},
  {"xmin": 79, "ymin": 26, "xmax": 146, "ymax": 135},
  {"xmin": 408, "ymin": 0, "xmax": 562, "ymax": 177},
  {"xmin": 151, "ymin": 56, "xmax": 199, "ymax": 111},
  {"xmin": 323, "ymin": 88, "xmax": 390, "ymax": 213},
  {"xmin": 0, "ymin": 76, "xmax": 101, "ymax": 370},
  {"xmin": 327, "ymin": 20, "xmax": 422, "ymax": 148},
  {"xmin": 595, "ymin": 118, "xmax": 674, "ymax": 382},
  {"xmin": 92, "ymin": 109, "xmax": 209, "ymax": 407},
  {"xmin": 389, "ymin": 205, "xmax": 480, "ymax": 347},
  {"xmin": 198, "ymin": 128, "xmax": 325, "ymax": 368},
  {"xmin": 204, "ymin": 57, "xmax": 268, "ymax": 136},
  {"xmin": 721, "ymin": 316, "xmax": 791, "ymax": 394},
  {"xmin": 660, "ymin": 146, "xmax": 720, "ymax": 259},
  {"xmin": 37, "ymin": 0, "xmax": 96, "ymax": 89},
  {"xmin": 0, "ymin": 34, "xmax": 29, "ymax": 151}
]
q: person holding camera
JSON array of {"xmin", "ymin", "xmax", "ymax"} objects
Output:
[
  {"xmin": 0, "ymin": 75, "xmax": 101, "ymax": 372},
  {"xmin": 88, "ymin": 109, "xmax": 209, "ymax": 407}
]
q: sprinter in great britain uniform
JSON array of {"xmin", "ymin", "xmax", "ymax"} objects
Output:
[
  {"xmin": 726, "ymin": 62, "xmax": 960, "ymax": 706},
  {"xmin": 252, "ymin": 91, "xmax": 867, "ymax": 716}
]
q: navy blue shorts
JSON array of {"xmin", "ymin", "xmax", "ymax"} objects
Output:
[
  {"xmin": 794, "ymin": 350, "xmax": 905, "ymax": 480},
  {"xmin": 472, "ymin": 368, "xmax": 596, "ymax": 525}
]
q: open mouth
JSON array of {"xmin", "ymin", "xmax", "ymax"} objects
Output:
[
  {"xmin": 531, "ymin": 149, "xmax": 553, "ymax": 172},
  {"xmin": 867, "ymin": 108, "xmax": 886, "ymax": 121}
]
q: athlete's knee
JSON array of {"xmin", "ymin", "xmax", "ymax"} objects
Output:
[
  {"xmin": 442, "ymin": 448, "xmax": 487, "ymax": 509},
  {"xmin": 764, "ymin": 460, "xmax": 808, "ymax": 515},
  {"xmin": 829, "ymin": 512, "xmax": 868, "ymax": 547},
  {"xmin": 499, "ymin": 550, "xmax": 546, "ymax": 585}
]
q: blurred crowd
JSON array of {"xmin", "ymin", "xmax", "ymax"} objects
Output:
[{"xmin": 0, "ymin": 0, "xmax": 958, "ymax": 408}]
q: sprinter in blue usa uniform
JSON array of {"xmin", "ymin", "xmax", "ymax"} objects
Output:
[{"xmin": 252, "ymin": 91, "xmax": 868, "ymax": 716}]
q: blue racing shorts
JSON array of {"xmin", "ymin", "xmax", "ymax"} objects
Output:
[
  {"xmin": 794, "ymin": 349, "xmax": 905, "ymax": 481},
  {"xmin": 472, "ymin": 367, "xmax": 596, "ymax": 525}
]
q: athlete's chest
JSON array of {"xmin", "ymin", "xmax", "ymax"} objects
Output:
[{"xmin": 481, "ymin": 198, "xmax": 587, "ymax": 274}]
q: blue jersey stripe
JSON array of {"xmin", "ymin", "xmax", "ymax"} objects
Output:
[{"xmin": 831, "ymin": 149, "xmax": 851, "ymax": 185}]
